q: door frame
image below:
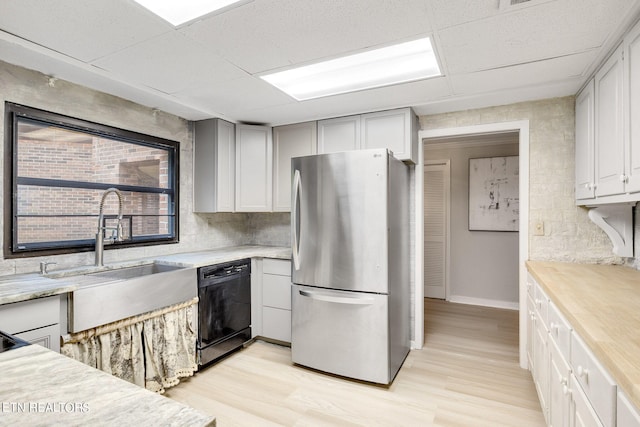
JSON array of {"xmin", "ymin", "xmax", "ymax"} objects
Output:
[
  {"xmin": 413, "ymin": 120, "xmax": 530, "ymax": 369},
  {"xmin": 423, "ymin": 159, "xmax": 450, "ymax": 301}
]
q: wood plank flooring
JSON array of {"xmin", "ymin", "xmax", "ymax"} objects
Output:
[{"xmin": 165, "ymin": 299, "xmax": 545, "ymax": 426}]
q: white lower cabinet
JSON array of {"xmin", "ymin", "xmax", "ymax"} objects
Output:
[
  {"xmin": 0, "ymin": 296, "xmax": 61, "ymax": 352},
  {"xmin": 571, "ymin": 374, "xmax": 605, "ymax": 427},
  {"xmin": 257, "ymin": 258, "xmax": 291, "ymax": 343},
  {"xmin": 549, "ymin": 338, "xmax": 571, "ymax": 427},
  {"xmin": 535, "ymin": 309, "xmax": 550, "ymax": 422},
  {"xmin": 527, "ymin": 275, "xmax": 638, "ymax": 427},
  {"xmin": 570, "ymin": 332, "xmax": 617, "ymax": 427},
  {"xmin": 618, "ymin": 391, "xmax": 640, "ymax": 427}
]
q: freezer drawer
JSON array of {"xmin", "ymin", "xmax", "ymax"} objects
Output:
[{"xmin": 291, "ymin": 284, "xmax": 391, "ymax": 384}]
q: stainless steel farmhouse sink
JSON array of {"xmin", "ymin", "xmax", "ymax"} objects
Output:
[{"xmin": 56, "ymin": 262, "xmax": 197, "ymax": 333}]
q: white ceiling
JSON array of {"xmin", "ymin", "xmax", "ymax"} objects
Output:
[{"xmin": 1, "ymin": 0, "xmax": 640, "ymax": 126}]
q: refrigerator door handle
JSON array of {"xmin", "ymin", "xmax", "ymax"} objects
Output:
[
  {"xmin": 292, "ymin": 169, "xmax": 302, "ymax": 271},
  {"xmin": 299, "ymin": 289, "xmax": 375, "ymax": 305}
]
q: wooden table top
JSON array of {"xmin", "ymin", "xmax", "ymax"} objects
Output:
[{"xmin": 526, "ymin": 260, "xmax": 640, "ymax": 409}]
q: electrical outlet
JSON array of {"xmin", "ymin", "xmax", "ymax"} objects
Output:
[{"xmin": 534, "ymin": 221, "xmax": 544, "ymax": 236}]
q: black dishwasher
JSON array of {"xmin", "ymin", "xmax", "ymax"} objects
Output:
[{"xmin": 197, "ymin": 258, "xmax": 251, "ymax": 367}]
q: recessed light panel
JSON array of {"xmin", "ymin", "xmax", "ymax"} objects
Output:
[
  {"xmin": 260, "ymin": 37, "xmax": 442, "ymax": 101},
  {"xmin": 133, "ymin": 0, "xmax": 248, "ymax": 26}
]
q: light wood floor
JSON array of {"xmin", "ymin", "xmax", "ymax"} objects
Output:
[{"xmin": 165, "ymin": 299, "xmax": 545, "ymax": 426}]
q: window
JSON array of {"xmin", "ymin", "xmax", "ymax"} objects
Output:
[{"xmin": 4, "ymin": 102, "xmax": 179, "ymax": 257}]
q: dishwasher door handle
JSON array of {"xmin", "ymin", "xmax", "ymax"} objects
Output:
[{"xmin": 298, "ymin": 289, "xmax": 375, "ymax": 305}]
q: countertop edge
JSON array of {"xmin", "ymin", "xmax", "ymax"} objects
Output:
[{"xmin": 0, "ymin": 245, "xmax": 291, "ymax": 305}]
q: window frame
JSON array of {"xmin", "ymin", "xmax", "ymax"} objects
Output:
[{"xmin": 4, "ymin": 102, "xmax": 180, "ymax": 258}]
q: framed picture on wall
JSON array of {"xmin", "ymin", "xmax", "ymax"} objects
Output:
[{"xmin": 468, "ymin": 156, "xmax": 519, "ymax": 231}]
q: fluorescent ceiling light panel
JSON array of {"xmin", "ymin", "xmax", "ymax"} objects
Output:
[
  {"xmin": 260, "ymin": 37, "xmax": 442, "ymax": 101},
  {"xmin": 133, "ymin": 0, "xmax": 246, "ymax": 26}
]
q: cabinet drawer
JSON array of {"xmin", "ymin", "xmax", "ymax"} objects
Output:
[
  {"xmin": 15, "ymin": 324, "xmax": 60, "ymax": 352},
  {"xmin": 571, "ymin": 374, "xmax": 605, "ymax": 427},
  {"xmin": 526, "ymin": 273, "xmax": 536, "ymax": 298},
  {"xmin": 570, "ymin": 332, "xmax": 616, "ymax": 427},
  {"xmin": 262, "ymin": 307, "xmax": 291, "ymax": 343},
  {"xmin": 548, "ymin": 302, "xmax": 571, "ymax": 360},
  {"xmin": 0, "ymin": 296, "xmax": 59, "ymax": 335},
  {"xmin": 263, "ymin": 274, "xmax": 292, "ymax": 310},
  {"xmin": 263, "ymin": 259, "xmax": 291, "ymax": 276},
  {"xmin": 534, "ymin": 282, "xmax": 549, "ymax": 328},
  {"xmin": 618, "ymin": 391, "xmax": 640, "ymax": 427}
]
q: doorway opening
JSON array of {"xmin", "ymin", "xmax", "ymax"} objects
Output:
[
  {"xmin": 414, "ymin": 121, "xmax": 530, "ymax": 369},
  {"xmin": 423, "ymin": 132, "xmax": 520, "ymax": 309}
]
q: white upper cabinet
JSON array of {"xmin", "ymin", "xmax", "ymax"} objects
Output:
[
  {"xmin": 235, "ymin": 124, "xmax": 273, "ymax": 212},
  {"xmin": 575, "ymin": 18, "xmax": 640, "ymax": 205},
  {"xmin": 575, "ymin": 81, "xmax": 595, "ymax": 200},
  {"xmin": 193, "ymin": 119, "xmax": 235, "ymax": 212},
  {"xmin": 317, "ymin": 115, "xmax": 360, "ymax": 154},
  {"xmin": 594, "ymin": 45, "xmax": 625, "ymax": 198},
  {"xmin": 624, "ymin": 21, "xmax": 640, "ymax": 194},
  {"xmin": 361, "ymin": 108, "xmax": 418, "ymax": 163},
  {"xmin": 317, "ymin": 108, "xmax": 418, "ymax": 163},
  {"xmin": 272, "ymin": 121, "xmax": 317, "ymax": 212}
]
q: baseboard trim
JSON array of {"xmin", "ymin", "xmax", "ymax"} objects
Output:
[{"xmin": 447, "ymin": 295, "xmax": 519, "ymax": 311}]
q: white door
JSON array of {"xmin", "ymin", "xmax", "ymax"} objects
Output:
[
  {"xmin": 594, "ymin": 45, "xmax": 625, "ymax": 197},
  {"xmin": 423, "ymin": 161, "xmax": 449, "ymax": 299},
  {"xmin": 235, "ymin": 124, "xmax": 273, "ymax": 212},
  {"xmin": 624, "ymin": 21, "xmax": 640, "ymax": 193},
  {"xmin": 272, "ymin": 121, "xmax": 317, "ymax": 212}
]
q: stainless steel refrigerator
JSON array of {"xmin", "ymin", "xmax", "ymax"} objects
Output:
[{"xmin": 290, "ymin": 148, "xmax": 410, "ymax": 385}]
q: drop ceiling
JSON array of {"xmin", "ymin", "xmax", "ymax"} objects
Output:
[{"xmin": 1, "ymin": 0, "xmax": 640, "ymax": 126}]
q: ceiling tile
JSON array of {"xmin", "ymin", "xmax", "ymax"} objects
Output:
[
  {"xmin": 174, "ymin": 75, "xmax": 294, "ymax": 121},
  {"xmin": 450, "ymin": 50, "xmax": 597, "ymax": 95},
  {"xmin": 92, "ymin": 32, "xmax": 247, "ymax": 94},
  {"xmin": 181, "ymin": 0, "xmax": 433, "ymax": 74},
  {"xmin": 0, "ymin": 0, "xmax": 171, "ymax": 62},
  {"xmin": 439, "ymin": 0, "xmax": 636, "ymax": 74}
]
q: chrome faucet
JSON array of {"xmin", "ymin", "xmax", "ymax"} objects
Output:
[{"xmin": 95, "ymin": 188, "xmax": 124, "ymax": 266}]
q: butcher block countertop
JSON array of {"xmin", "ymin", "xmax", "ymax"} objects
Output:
[{"xmin": 526, "ymin": 260, "xmax": 640, "ymax": 409}]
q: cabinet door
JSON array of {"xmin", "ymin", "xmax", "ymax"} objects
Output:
[
  {"xmin": 594, "ymin": 46, "xmax": 625, "ymax": 197},
  {"xmin": 575, "ymin": 81, "xmax": 595, "ymax": 200},
  {"xmin": 272, "ymin": 122, "xmax": 317, "ymax": 211},
  {"xmin": 361, "ymin": 108, "xmax": 417, "ymax": 163},
  {"xmin": 317, "ymin": 115, "xmax": 360, "ymax": 154},
  {"xmin": 571, "ymin": 375, "xmax": 604, "ymax": 427},
  {"xmin": 617, "ymin": 391, "xmax": 640, "ymax": 427},
  {"xmin": 527, "ymin": 294, "xmax": 536, "ymax": 372},
  {"xmin": 194, "ymin": 119, "xmax": 235, "ymax": 212},
  {"xmin": 235, "ymin": 124, "xmax": 273, "ymax": 212},
  {"xmin": 624, "ymin": 22, "xmax": 640, "ymax": 193},
  {"xmin": 534, "ymin": 313, "xmax": 550, "ymax": 422},
  {"xmin": 549, "ymin": 339, "xmax": 571, "ymax": 427}
]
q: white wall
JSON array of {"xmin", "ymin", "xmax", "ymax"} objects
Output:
[{"xmin": 424, "ymin": 139, "xmax": 519, "ymax": 308}]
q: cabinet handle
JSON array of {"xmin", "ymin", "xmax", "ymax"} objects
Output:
[
  {"xmin": 577, "ymin": 365, "xmax": 589, "ymax": 379},
  {"xmin": 563, "ymin": 385, "xmax": 571, "ymax": 396},
  {"xmin": 550, "ymin": 322, "xmax": 559, "ymax": 333},
  {"xmin": 620, "ymin": 174, "xmax": 629, "ymax": 183},
  {"xmin": 584, "ymin": 183, "xmax": 591, "ymax": 189}
]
